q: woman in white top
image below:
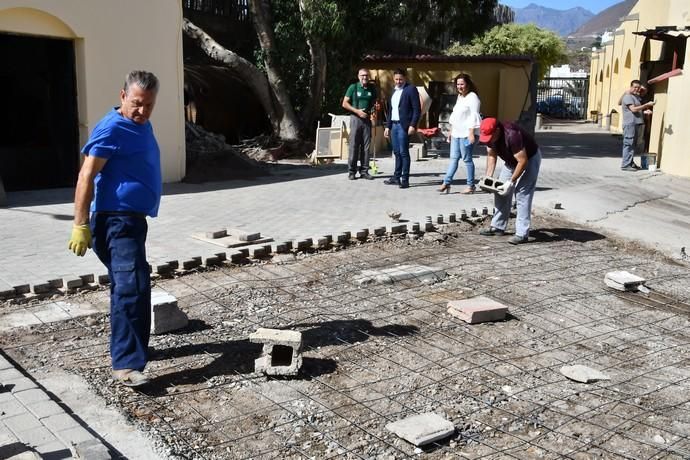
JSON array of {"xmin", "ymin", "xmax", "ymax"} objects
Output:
[{"xmin": 440, "ymin": 73, "xmax": 482, "ymax": 194}]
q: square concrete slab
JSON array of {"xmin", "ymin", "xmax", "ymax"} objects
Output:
[
  {"xmin": 385, "ymin": 412, "xmax": 455, "ymax": 446},
  {"xmin": 604, "ymin": 271, "xmax": 646, "ymax": 291},
  {"xmin": 447, "ymin": 296, "xmax": 509, "ymax": 324}
]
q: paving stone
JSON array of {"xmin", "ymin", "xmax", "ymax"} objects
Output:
[
  {"xmin": 97, "ymin": 274, "xmax": 110, "ymax": 285},
  {"xmin": 295, "ymin": 239, "xmax": 313, "ymax": 251},
  {"xmin": 385, "ymin": 413, "xmax": 455, "ymax": 446},
  {"xmin": 35, "ymin": 440, "xmax": 71, "ymax": 459},
  {"xmin": 41, "ymin": 414, "xmax": 80, "ymax": 433},
  {"xmin": 214, "ymin": 252, "xmax": 227, "ymax": 262},
  {"xmin": 0, "ymin": 368, "xmax": 24, "ymax": 381},
  {"xmin": 150, "ymin": 290, "xmax": 188, "ymax": 335},
  {"xmin": 30, "ymin": 282, "xmax": 52, "ymax": 295},
  {"xmin": 0, "ymin": 422, "xmax": 19, "ymax": 444},
  {"xmin": 181, "ymin": 257, "xmax": 202, "ymax": 270},
  {"xmin": 78, "ymin": 274, "xmax": 95, "ymax": 284},
  {"xmin": 204, "ymin": 256, "xmax": 221, "ymax": 267},
  {"xmin": 447, "ymin": 296, "xmax": 508, "ymax": 324},
  {"xmin": 4, "ymin": 376, "xmax": 38, "ymax": 393},
  {"xmin": 436, "ymin": 214, "xmax": 444, "ymax": 224},
  {"xmin": 54, "ymin": 426, "xmax": 94, "ymax": 446},
  {"xmin": 13, "ymin": 389, "xmax": 50, "ymax": 406},
  {"xmin": 166, "ymin": 260, "xmax": 180, "ymax": 270},
  {"xmin": 12, "ymin": 284, "xmax": 30, "ymax": 295},
  {"xmin": 61, "ymin": 276, "xmax": 83, "ymax": 290},
  {"xmin": 3, "ymin": 412, "xmax": 43, "ymax": 433},
  {"xmin": 229, "ymin": 250, "xmax": 244, "ymax": 263},
  {"xmin": 15, "ymin": 425, "xmax": 57, "ymax": 447},
  {"xmin": 373, "ymin": 227, "xmax": 386, "ymax": 236},
  {"xmin": 448, "ymin": 213, "xmax": 456, "ymax": 222},
  {"xmin": 237, "ymin": 248, "xmax": 249, "ymax": 258},
  {"xmin": 0, "ymin": 399, "xmax": 25, "ymax": 419},
  {"xmin": 249, "ymin": 246, "xmax": 267, "ymax": 258},
  {"xmin": 31, "ymin": 304, "xmax": 71, "ymax": 324},
  {"xmin": 0, "ymin": 354, "xmax": 13, "ymax": 370},
  {"xmin": 205, "ymin": 229, "xmax": 227, "ymax": 239},
  {"xmin": 227, "ymin": 229, "xmax": 261, "ymax": 242},
  {"xmin": 316, "ymin": 237, "xmax": 329, "ymax": 249},
  {"xmin": 155, "ymin": 263, "xmax": 173, "ymax": 276},
  {"xmin": 335, "ymin": 233, "xmax": 349, "ymax": 244},
  {"xmin": 355, "ymin": 229, "xmax": 369, "ymax": 240},
  {"xmin": 410, "ymin": 222, "xmax": 421, "ymax": 233},
  {"xmin": 26, "ymin": 400, "xmax": 64, "ymax": 419},
  {"xmin": 274, "ymin": 242, "xmax": 290, "ymax": 253},
  {"xmin": 0, "ymin": 282, "xmax": 15, "ymax": 299},
  {"xmin": 47, "ymin": 279, "xmax": 63, "ymax": 289},
  {"xmin": 424, "ymin": 222, "xmax": 434, "ymax": 231},
  {"xmin": 389, "ymin": 224, "xmax": 407, "ymax": 234},
  {"xmin": 69, "ymin": 438, "xmax": 111, "ymax": 459}
]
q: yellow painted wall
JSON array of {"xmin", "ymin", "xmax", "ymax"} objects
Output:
[
  {"xmin": 367, "ymin": 60, "xmax": 534, "ymax": 123},
  {"xmin": 588, "ymin": 0, "xmax": 690, "ymax": 177},
  {"xmin": 0, "ymin": 1, "xmax": 185, "ymax": 182}
]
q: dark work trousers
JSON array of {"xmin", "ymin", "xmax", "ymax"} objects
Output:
[
  {"xmin": 348, "ymin": 115, "xmax": 372, "ymax": 174},
  {"xmin": 91, "ymin": 213, "xmax": 151, "ymax": 371}
]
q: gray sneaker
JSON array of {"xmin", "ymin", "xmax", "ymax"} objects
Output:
[{"xmin": 508, "ymin": 235, "xmax": 529, "ymax": 245}]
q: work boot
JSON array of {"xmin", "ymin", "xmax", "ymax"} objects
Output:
[
  {"xmin": 383, "ymin": 178, "xmax": 400, "ymax": 185},
  {"xmin": 348, "ymin": 173, "xmax": 356, "ymax": 180},
  {"xmin": 359, "ymin": 173, "xmax": 374, "ymax": 180},
  {"xmin": 508, "ymin": 235, "xmax": 529, "ymax": 245},
  {"xmin": 479, "ymin": 227, "xmax": 505, "ymax": 236}
]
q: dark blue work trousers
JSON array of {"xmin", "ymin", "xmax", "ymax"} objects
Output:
[{"xmin": 91, "ymin": 214, "xmax": 151, "ymax": 371}]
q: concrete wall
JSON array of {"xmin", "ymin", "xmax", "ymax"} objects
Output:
[
  {"xmin": 0, "ymin": 1, "xmax": 186, "ymax": 182},
  {"xmin": 587, "ymin": 0, "xmax": 690, "ymax": 177}
]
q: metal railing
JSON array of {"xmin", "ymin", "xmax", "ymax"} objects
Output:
[{"xmin": 536, "ymin": 77, "xmax": 589, "ymax": 119}]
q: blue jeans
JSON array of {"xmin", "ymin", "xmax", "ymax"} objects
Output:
[
  {"xmin": 490, "ymin": 150, "xmax": 542, "ymax": 238},
  {"xmin": 443, "ymin": 137, "xmax": 475, "ymax": 187},
  {"xmin": 91, "ymin": 213, "xmax": 151, "ymax": 371},
  {"xmin": 391, "ymin": 123, "xmax": 411, "ymax": 183}
]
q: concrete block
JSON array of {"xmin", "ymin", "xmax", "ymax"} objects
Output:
[
  {"xmin": 385, "ymin": 413, "xmax": 455, "ymax": 446},
  {"xmin": 478, "ymin": 176, "xmax": 504, "ymax": 193},
  {"xmin": 69, "ymin": 438, "xmax": 111, "ymax": 460},
  {"xmin": 356, "ymin": 229, "xmax": 369, "ymax": 240},
  {"xmin": 373, "ymin": 227, "xmax": 386, "ymax": 237},
  {"xmin": 482, "ymin": 207, "xmax": 489, "ymax": 216},
  {"xmin": 342, "ymin": 231, "xmax": 351, "ymax": 240},
  {"xmin": 460, "ymin": 210, "xmax": 468, "ymax": 220},
  {"xmin": 436, "ymin": 214, "xmax": 444, "ymax": 224},
  {"xmin": 447, "ymin": 296, "xmax": 508, "ymax": 324},
  {"xmin": 424, "ymin": 222, "xmax": 434, "ymax": 232},
  {"xmin": 250, "ymin": 328, "xmax": 302, "ymax": 347},
  {"xmin": 181, "ymin": 257, "xmax": 202, "ymax": 270},
  {"xmin": 150, "ymin": 289, "xmax": 188, "ymax": 334},
  {"xmin": 79, "ymin": 274, "xmax": 95, "ymax": 284},
  {"xmin": 0, "ymin": 285, "xmax": 16, "ymax": 299},
  {"xmin": 63, "ymin": 275, "xmax": 84, "ymax": 290},
  {"xmin": 316, "ymin": 237, "xmax": 329, "ymax": 249},
  {"xmin": 205, "ymin": 229, "xmax": 227, "ymax": 239},
  {"xmin": 470, "ymin": 208, "xmax": 478, "ymax": 217},
  {"xmin": 335, "ymin": 233, "xmax": 349, "ymax": 244},
  {"xmin": 604, "ymin": 271, "xmax": 646, "ymax": 291},
  {"xmin": 214, "ymin": 252, "xmax": 227, "ymax": 262},
  {"xmin": 410, "ymin": 222, "xmax": 420, "ymax": 233},
  {"xmin": 250, "ymin": 328, "xmax": 303, "ymax": 376},
  {"xmin": 31, "ymin": 282, "xmax": 52, "ymax": 295},
  {"xmin": 449, "ymin": 213, "xmax": 456, "ymax": 223}
]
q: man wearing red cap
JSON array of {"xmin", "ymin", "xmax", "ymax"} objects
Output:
[{"xmin": 478, "ymin": 118, "xmax": 541, "ymax": 244}]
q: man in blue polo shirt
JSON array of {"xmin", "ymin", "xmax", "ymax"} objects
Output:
[{"xmin": 68, "ymin": 70, "xmax": 162, "ymax": 387}]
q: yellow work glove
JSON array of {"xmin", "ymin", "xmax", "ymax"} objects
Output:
[{"xmin": 68, "ymin": 224, "xmax": 92, "ymax": 256}]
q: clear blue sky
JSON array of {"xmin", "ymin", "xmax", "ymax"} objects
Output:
[{"xmin": 500, "ymin": 0, "xmax": 622, "ymax": 14}]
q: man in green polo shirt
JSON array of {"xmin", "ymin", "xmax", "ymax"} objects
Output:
[{"xmin": 342, "ymin": 68, "xmax": 376, "ymax": 180}]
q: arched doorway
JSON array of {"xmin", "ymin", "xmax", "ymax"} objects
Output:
[{"xmin": 0, "ymin": 31, "xmax": 78, "ymax": 191}]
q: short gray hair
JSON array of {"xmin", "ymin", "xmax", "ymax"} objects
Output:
[{"xmin": 123, "ymin": 70, "xmax": 159, "ymax": 94}]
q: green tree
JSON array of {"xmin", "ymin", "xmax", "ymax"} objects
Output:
[{"xmin": 446, "ymin": 23, "xmax": 568, "ymax": 78}]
